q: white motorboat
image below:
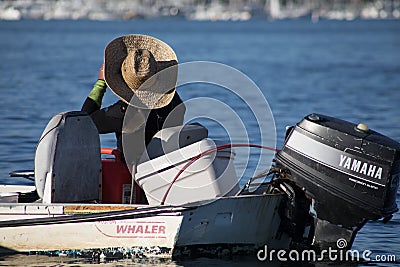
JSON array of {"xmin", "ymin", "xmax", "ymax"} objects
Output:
[{"xmin": 0, "ymin": 111, "xmax": 398, "ymax": 261}]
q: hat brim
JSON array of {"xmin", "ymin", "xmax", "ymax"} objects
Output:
[{"xmin": 104, "ymin": 34, "xmax": 178, "ymax": 109}]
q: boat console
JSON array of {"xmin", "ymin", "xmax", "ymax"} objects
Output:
[{"xmin": 136, "ymin": 124, "xmax": 239, "ymax": 205}]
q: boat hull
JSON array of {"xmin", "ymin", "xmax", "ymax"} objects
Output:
[
  {"xmin": 0, "ymin": 194, "xmax": 289, "ymax": 257},
  {"xmin": 177, "ymin": 194, "xmax": 287, "ymax": 248},
  {"xmin": 0, "ymin": 216, "xmax": 182, "ymax": 253}
]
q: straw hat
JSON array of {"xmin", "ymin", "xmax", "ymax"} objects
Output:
[{"xmin": 104, "ymin": 34, "xmax": 178, "ymax": 109}]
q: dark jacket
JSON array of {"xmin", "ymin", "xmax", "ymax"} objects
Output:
[{"xmin": 81, "ymin": 93, "xmax": 185, "ymax": 151}]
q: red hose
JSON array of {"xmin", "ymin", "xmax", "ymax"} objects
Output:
[{"xmin": 160, "ymin": 143, "xmax": 280, "ymax": 205}]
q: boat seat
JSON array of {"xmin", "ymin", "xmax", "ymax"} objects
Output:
[{"xmin": 34, "ymin": 111, "xmax": 101, "ymax": 203}]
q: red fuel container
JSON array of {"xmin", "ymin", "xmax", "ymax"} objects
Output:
[{"xmin": 101, "ymin": 148, "xmax": 141, "ymax": 204}]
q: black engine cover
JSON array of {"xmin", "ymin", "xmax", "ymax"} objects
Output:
[{"xmin": 276, "ymin": 114, "xmax": 400, "ymax": 223}]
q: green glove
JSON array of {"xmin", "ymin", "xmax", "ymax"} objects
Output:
[{"xmin": 88, "ymin": 79, "xmax": 106, "ymax": 107}]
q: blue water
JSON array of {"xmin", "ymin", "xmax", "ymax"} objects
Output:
[{"xmin": 0, "ymin": 19, "xmax": 399, "ymax": 266}]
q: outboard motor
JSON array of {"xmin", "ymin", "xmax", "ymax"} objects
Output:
[{"xmin": 276, "ymin": 114, "xmax": 400, "ymax": 251}]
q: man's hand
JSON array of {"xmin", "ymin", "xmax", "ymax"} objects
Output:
[{"xmin": 98, "ymin": 64, "xmax": 105, "ymax": 81}]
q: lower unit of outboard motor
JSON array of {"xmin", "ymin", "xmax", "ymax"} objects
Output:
[{"xmin": 275, "ymin": 113, "xmax": 400, "ymax": 252}]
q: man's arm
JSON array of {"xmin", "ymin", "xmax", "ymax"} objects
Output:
[{"xmin": 82, "ymin": 64, "xmax": 106, "ymax": 114}]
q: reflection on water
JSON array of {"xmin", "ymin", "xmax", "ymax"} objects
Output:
[{"xmin": 0, "ymin": 253, "xmax": 335, "ymax": 267}]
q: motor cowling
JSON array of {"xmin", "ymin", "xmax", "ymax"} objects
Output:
[{"xmin": 276, "ymin": 114, "xmax": 400, "ymax": 251}]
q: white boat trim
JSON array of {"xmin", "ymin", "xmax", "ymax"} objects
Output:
[{"xmin": 0, "ymin": 193, "xmax": 289, "ymax": 256}]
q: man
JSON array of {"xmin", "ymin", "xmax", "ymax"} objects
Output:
[
  {"xmin": 82, "ymin": 35, "xmax": 186, "ymax": 204},
  {"xmin": 82, "ymin": 34, "xmax": 185, "ymax": 153}
]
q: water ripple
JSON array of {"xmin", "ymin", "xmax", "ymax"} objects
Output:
[{"xmin": 0, "ymin": 19, "xmax": 399, "ymax": 266}]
